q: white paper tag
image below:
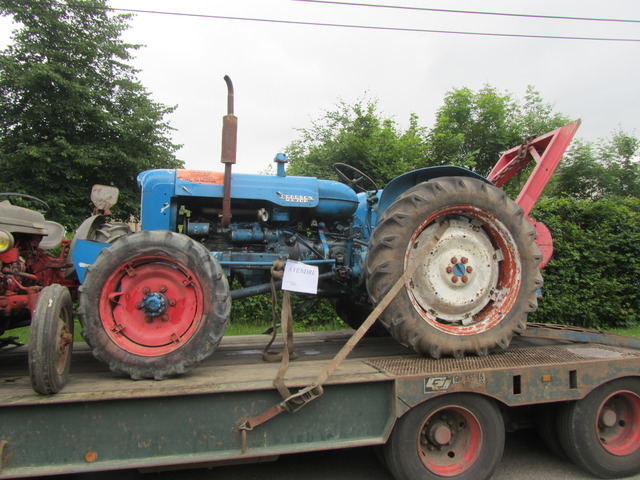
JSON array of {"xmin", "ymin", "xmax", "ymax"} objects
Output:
[{"xmin": 281, "ymin": 260, "xmax": 319, "ymax": 294}]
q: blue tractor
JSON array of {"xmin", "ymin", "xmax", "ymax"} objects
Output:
[{"xmin": 73, "ymin": 77, "xmax": 579, "ymax": 380}]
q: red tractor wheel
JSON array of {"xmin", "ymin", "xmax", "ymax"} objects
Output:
[
  {"xmin": 78, "ymin": 231, "xmax": 230, "ymax": 380},
  {"xmin": 366, "ymin": 176, "xmax": 542, "ymax": 358}
]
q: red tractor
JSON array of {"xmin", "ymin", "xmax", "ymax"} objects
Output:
[{"xmin": 0, "ymin": 187, "xmax": 128, "ymax": 394}]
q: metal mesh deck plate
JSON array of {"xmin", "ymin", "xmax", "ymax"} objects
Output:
[{"xmin": 365, "ymin": 343, "xmax": 640, "ymax": 376}]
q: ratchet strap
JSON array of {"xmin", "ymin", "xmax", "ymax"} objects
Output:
[{"xmin": 239, "ymin": 221, "xmax": 451, "ymax": 453}]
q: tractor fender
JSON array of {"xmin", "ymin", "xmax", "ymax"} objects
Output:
[{"xmin": 377, "ymin": 166, "xmax": 491, "ymax": 216}]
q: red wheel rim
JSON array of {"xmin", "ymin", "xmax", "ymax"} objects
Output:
[
  {"xmin": 597, "ymin": 390, "xmax": 640, "ymax": 456},
  {"xmin": 99, "ymin": 255, "xmax": 205, "ymax": 356},
  {"xmin": 418, "ymin": 405, "xmax": 482, "ymax": 476},
  {"xmin": 404, "ymin": 205, "xmax": 521, "ymax": 335}
]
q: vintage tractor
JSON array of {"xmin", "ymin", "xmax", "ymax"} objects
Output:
[
  {"xmin": 0, "ymin": 188, "xmax": 129, "ymax": 394},
  {"xmin": 73, "ymin": 77, "xmax": 580, "ymax": 380},
  {"xmin": 0, "ymin": 193, "xmax": 76, "ymax": 394}
]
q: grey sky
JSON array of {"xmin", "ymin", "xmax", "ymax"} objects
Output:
[{"xmin": 3, "ymin": 0, "xmax": 640, "ymax": 175}]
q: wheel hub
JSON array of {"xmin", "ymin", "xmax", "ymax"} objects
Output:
[
  {"xmin": 419, "ymin": 406, "xmax": 481, "ymax": 476},
  {"xmin": 597, "ymin": 391, "xmax": 640, "ymax": 456},
  {"xmin": 138, "ymin": 291, "xmax": 169, "ymax": 317},
  {"xmin": 408, "ymin": 218, "xmax": 499, "ymax": 323}
]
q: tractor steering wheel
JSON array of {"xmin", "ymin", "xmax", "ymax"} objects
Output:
[
  {"xmin": 332, "ymin": 163, "xmax": 379, "ymax": 194},
  {"xmin": 0, "ymin": 193, "xmax": 50, "ymax": 214}
]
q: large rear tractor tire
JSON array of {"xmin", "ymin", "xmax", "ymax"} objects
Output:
[
  {"xmin": 29, "ymin": 284, "xmax": 74, "ymax": 394},
  {"xmin": 383, "ymin": 393, "xmax": 505, "ymax": 480},
  {"xmin": 366, "ymin": 176, "xmax": 542, "ymax": 358},
  {"xmin": 330, "ymin": 297, "xmax": 388, "ymax": 337},
  {"xmin": 78, "ymin": 230, "xmax": 231, "ymax": 380}
]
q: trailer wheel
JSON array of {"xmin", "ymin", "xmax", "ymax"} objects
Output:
[
  {"xmin": 558, "ymin": 378, "xmax": 640, "ymax": 478},
  {"xmin": 78, "ymin": 231, "xmax": 231, "ymax": 380},
  {"xmin": 29, "ymin": 284, "xmax": 74, "ymax": 394},
  {"xmin": 383, "ymin": 394, "xmax": 504, "ymax": 480},
  {"xmin": 534, "ymin": 403, "xmax": 568, "ymax": 459},
  {"xmin": 366, "ymin": 176, "xmax": 542, "ymax": 358}
]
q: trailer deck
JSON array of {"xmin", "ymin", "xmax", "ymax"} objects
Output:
[{"xmin": 1, "ymin": 326, "xmax": 639, "ymax": 479}]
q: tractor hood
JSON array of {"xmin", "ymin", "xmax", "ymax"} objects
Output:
[
  {"xmin": 137, "ymin": 169, "xmax": 359, "ymax": 231},
  {"xmin": 0, "ymin": 202, "xmax": 47, "ymax": 235}
]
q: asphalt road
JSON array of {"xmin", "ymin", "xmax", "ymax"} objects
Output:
[{"xmin": 59, "ymin": 429, "xmax": 640, "ymax": 480}]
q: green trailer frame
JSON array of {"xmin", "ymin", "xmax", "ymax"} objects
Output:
[{"xmin": 1, "ymin": 326, "xmax": 639, "ymax": 479}]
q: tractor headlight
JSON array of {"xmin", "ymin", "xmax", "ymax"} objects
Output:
[{"xmin": 0, "ymin": 230, "xmax": 14, "ymax": 253}]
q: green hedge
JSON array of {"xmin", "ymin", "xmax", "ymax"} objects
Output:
[{"xmin": 530, "ymin": 196, "xmax": 640, "ymax": 328}]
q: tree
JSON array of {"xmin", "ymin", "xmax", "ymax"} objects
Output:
[
  {"xmin": 551, "ymin": 130, "xmax": 640, "ymax": 199},
  {"xmin": 285, "ymin": 97, "xmax": 429, "ymax": 185},
  {"xmin": 0, "ymin": 0, "xmax": 182, "ymax": 227},
  {"xmin": 427, "ymin": 85, "xmax": 570, "ymax": 175}
]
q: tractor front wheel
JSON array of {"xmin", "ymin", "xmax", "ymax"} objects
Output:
[
  {"xmin": 78, "ymin": 231, "xmax": 231, "ymax": 380},
  {"xmin": 29, "ymin": 284, "xmax": 74, "ymax": 394}
]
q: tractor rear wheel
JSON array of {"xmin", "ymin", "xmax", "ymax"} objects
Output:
[
  {"xmin": 78, "ymin": 230, "xmax": 231, "ymax": 380},
  {"xmin": 366, "ymin": 176, "xmax": 542, "ymax": 358}
]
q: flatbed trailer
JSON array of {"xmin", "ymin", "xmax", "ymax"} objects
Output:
[{"xmin": 1, "ymin": 324, "xmax": 639, "ymax": 480}]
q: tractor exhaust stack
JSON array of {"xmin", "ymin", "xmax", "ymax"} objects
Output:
[{"xmin": 220, "ymin": 75, "xmax": 237, "ymax": 228}]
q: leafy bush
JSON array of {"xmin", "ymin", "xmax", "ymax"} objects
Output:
[
  {"xmin": 229, "ymin": 279, "xmax": 344, "ymax": 332},
  {"xmin": 530, "ymin": 197, "xmax": 640, "ymax": 328}
]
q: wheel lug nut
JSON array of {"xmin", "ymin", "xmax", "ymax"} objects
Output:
[
  {"xmin": 145, "ymin": 316, "xmax": 154, "ymax": 324},
  {"xmin": 142, "ymin": 287, "xmax": 150, "ymax": 294},
  {"xmin": 159, "ymin": 285, "xmax": 167, "ymax": 293},
  {"xmin": 461, "ymin": 276, "xmax": 469, "ymax": 283},
  {"xmin": 461, "ymin": 257, "xmax": 468, "ymax": 264},
  {"xmin": 451, "ymin": 257, "xmax": 458, "ymax": 264},
  {"xmin": 446, "ymin": 266, "xmax": 454, "ymax": 274},
  {"xmin": 169, "ymin": 299, "xmax": 176, "ymax": 306},
  {"xmin": 451, "ymin": 276, "xmax": 459, "ymax": 283},
  {"xmin": 466, "ymin": 266, "xmax": 473, "ymax": 273},
  {"xmin": 161, "ymin": 315, "xmax": 168, "ymax": 322}
]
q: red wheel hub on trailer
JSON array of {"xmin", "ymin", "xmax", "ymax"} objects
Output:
[
  {"xmin": 597, "ymin": 390, "xmax": 640, "ymax": 456},
  {"xmin": 418, "ymin": 405, "xmax": 483, "ymax": 476}
]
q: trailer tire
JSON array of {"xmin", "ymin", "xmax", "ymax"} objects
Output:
[
  {"xmin": 366, "ymin": 176, "xmax": 542, "ymax": 358},
  {"xmin": 29, "ymin": 284, "xmax": 74, "ymax": 394},
  {"xmin": 557, "ymin": 377, "xmax": 640, "ymax": 478},
  {"xmin": 534, "ymin": 403, "xmax": 568, "ymax": 460},
  {"xmin": 383, "ymin": 393, "xmax": 504, "ymax": 480},
  {"xmin": 78, "ymin": 230, "xmax": 231, "ymax": 380}
]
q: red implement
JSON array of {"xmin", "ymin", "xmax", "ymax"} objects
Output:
[{"xmin": 487, "ymin": 120, "xmax": 581, "ymax": 267}]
